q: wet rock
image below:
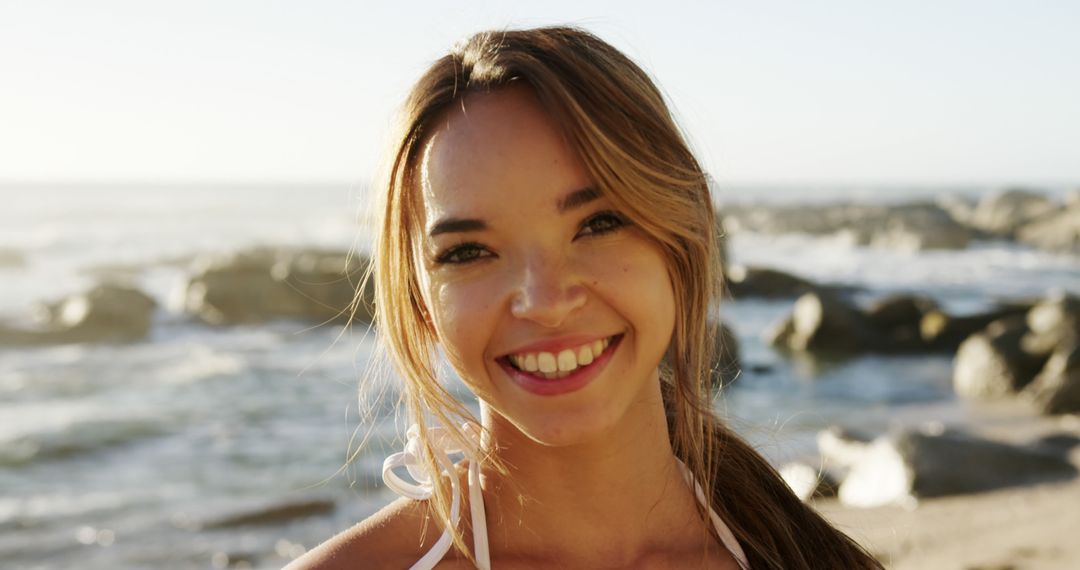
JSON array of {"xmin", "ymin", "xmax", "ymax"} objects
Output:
[
  {"xmin": 727, "ymin": 201, "xmax": 809, "ymax": 233},
  {"xmin": 969, "ymin": 188, "xmax": 1058, "ymax": 238},
  {"xmin": 838, "ymin": 425, "xmax": 1078, "ymax": 507},
  {"xmin": 721, "ymin": 202, "xmax": 888, "ymax": 236},
  {"xmin": 747, "ymin": 363, "xmax": 775, "ymax": 375},
  {"xmin": 0, "ymin": 284, "xmax": 157, "ymax": 345},
  {"xmin": 953, "ymin": 317, "xmax": 1048, "ymax": 399},
  {"xmin": 936, "ymin": 193, "xmax": 978, "ymax": 226},
  {"xmin": 722, "ymin": 200, "xmax": 973, "ymax": 251},
  {"xmin": 817, "ymin": 425, "xmax": 875, "ymax": 470},
  {"xmin": 1015, "ymin": 202, "xmax": 1080, "ymax": 254},
  {"xmin": 1022, "ymin": 343, "xmax": 1080, "ymax": 415},
  {"xmin": 764, "ymin": 318, "xmax": 796, "ymax": 349},
  {"xmin": 725, "ymin": 266, "xmax": 819, "ymax": 299},
  {"xmin": 1022, "ymin": 293, "xmax": 1080, "ymax": 356},
  {"xmin": 768, "ymin": 292, "xmax": 877, "ymax": 355},
  {"xmin": 920, "ymin": 304, "xmax": 1031, "ymax": 352},
  {"xmin": 868, "ymin": 203, "xmax": 972, "ymax": 251},
  {"xmin": 780, "ymin": 462, "xmax": 838, "ymax": 502},
  {"xmin": 1032, "ymin": 432, "xmax": 1080, "ymax": 454},
  {"xmin": 182, "ymin": 247, "xmax": 374, "ymax": 325},
  {"xmin": 864, "ymin": 294, "xmax": 940, "ymax": 351},
  {"xmin": 866, "ymin": 295, "xmax": 939, "ymax": 329}
]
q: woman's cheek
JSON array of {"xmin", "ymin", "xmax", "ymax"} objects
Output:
[
  {"xmin": 581, "ymin": 241, "xmax": 666, "ymax": 291},
  {"xmin": 430, "ymin": 277, "xmax": 500, "ymax": 362}
]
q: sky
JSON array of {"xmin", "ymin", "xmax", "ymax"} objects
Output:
[{"xmin": 1, "ymin": 0, "xmax": 1079, "ymax": 187}]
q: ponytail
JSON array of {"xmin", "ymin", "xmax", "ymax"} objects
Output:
[{"xmin": 661, "ymin": 383, "xmax": 883, "ymax": 569}]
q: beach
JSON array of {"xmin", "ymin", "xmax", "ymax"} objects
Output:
[{"xmin": 818, "ymin": 401, "xmax": 1080, "ymax": 570}]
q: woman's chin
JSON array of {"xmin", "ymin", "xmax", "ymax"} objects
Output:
[{"xmin": 502, "ymin": 408, "xmax": 623, "ymax": 448}]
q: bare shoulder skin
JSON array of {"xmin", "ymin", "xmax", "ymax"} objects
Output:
[
  {"xmin": 283, "ymin": 496, "xmax": 443, "ymax": 570},
  {"xmin": 284, "ymin": 464, "xmax": 477, "ymax": 570}
]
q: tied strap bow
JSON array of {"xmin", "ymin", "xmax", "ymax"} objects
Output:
[{"xmin": 381, "ymin": 423, "xmax": 490, "ymax": 570}]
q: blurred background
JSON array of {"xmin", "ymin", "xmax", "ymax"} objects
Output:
[{"xmin": 2, "ymin": 1, "xmax": 1078, "ymax": 569}]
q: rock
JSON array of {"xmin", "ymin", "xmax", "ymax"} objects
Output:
[
  {"xmin": 1022, "ymin": 293, "xmax": 1080, "ymax": 356},
  {"xmin": 780, "ymin": 462, "xmax": 838, "ymax": 502},
  {"xmin": 1015, "ymin": 202, "xmax": 1080, "ymax": 254},
  {"xmin": 920, "ymin": 304, "xmax": 1031, "ymax": 352},
  {"xmin": 817, "ymin": 425, "xmax": 875, "ymax": 470},
  {"xmin": 1022, "ymin": 343, "xmax": 1080, "ymax": 415},
  {"xmin": 866, "ymin": 295, "xmax": 939, "ymax": 329},
  {"xmin": 969, "ymin": 188, "xmax": 1059, "ymax": 238},
  {"xmin": 936, "ymin": 193, "xmax": 978, "ymax": 226},
  {"xmin": 720, "ymin": 201, "xmax": 887, "ymax": 236},
  {"xmin": 768, "ymin": 292, "xmax": 876, "ymax": 354},
  {"xmin": 1032, "ymin": 432, "xmax": 1080, "ymax": 455},
  {"xmin": 0, "ymin": 284, "xmax": 157, "ymax": 345},
  {"xmin": 953, "ymin": 317, "xmax": 1049, "ymax": 399},
  {"xmin": 869, "ymin": 203, "xmax": 973, "ymax": 251},
  {"xmin": 182, "ymin": 247, "xmax": 374, "ymax": 325},
  {"xmin": 864, "ymin": 294, "xmax": 940, "ymax": 350},
  {"xmin": 747, "ymin": 363, "xmax": 775, "ymax": 375},
  {"xmin": 764, "ymin": 318, "xmax": 796, "ymax": 348},
  {"xmin": 838, "ymin": 425, "xmax": 1078, "ymax": 507},
  {"xmin": 722, "ymin": 200, "xmax": 973, "ymax": 251},
  {"xmin": 725, "ymin": 266, "xmax": 819, "ymax": 299}
]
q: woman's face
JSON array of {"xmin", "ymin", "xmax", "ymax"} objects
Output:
[{"xmin": 415, "ymin": 85, "xmax": 676, "ymax": 446}]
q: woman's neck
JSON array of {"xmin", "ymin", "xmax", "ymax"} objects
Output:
[{"xmin": 476, "ymin": 378, "xmax": 717, "ymax": 567}]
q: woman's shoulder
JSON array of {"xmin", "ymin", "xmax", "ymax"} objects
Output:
[{"xmin": 283, "ymin": 496, "xmax": 443, "ymax": 570}]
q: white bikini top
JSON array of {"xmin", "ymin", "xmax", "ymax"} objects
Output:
[{"xmin": 383, "ymin": 424, "xmax": 750, "ymax": 570}]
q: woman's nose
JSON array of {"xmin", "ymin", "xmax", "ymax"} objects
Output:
[{"xmin": 509, "ymin": 256, "xmax": 587, "ymax": 327}]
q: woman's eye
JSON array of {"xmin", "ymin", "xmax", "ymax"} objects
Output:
[
  {"xmin": 434, "ymin": 243, "xmax": 491, "ymax": 265},
  {"xmin": 577, "ymin": 211, "xmax": 627, "ymax": 238}
]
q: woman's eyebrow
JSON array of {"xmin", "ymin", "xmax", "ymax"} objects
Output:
[
  {"xmin": 428, "ymin": 217, "xmax": 487, "ymax": 237},
  {"xmin": 428, "ymin": 187, "xmax": 599, "ymax": 238},
  {"xmin": 557, "ymin": 187, "xmax": 600, "ymax": 213}
]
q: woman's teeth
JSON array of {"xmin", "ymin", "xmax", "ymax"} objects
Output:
[{"xmin": 508, "ymin": 337, "xmax": 611, "ymax": 379}]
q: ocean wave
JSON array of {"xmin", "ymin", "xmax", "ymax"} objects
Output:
[
  {"xmin": 729, "ymin": 232, "xmax": 1080, "ymax": 305},
  {"xmin": 152, "ymin": 345, "xmax": 248, "ymax": 385},
  {"xmin": 0, "ymin": 404, "xmax": 169, "ymax": 467}
]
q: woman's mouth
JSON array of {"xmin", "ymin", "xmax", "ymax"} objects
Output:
[{"xmin": 496, "ymin": 334, "xmax": 623, "ymax": 394}]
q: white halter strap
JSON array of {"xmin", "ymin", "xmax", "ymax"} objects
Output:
[
  {"xmin": 677, "ymin": 459, "xmax": 750, "ymax": 569},
  {"xmin": 382, "ymin": 424, "xmax": 749, "ymax": 570},
  {"xmin": 381, "ymin": 423, "xmax": 490, "ymax": 570}
]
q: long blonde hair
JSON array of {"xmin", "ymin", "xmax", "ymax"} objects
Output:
[{"xmin": 357, "ymin": 26, "xmax": 881, "ymax": 569}]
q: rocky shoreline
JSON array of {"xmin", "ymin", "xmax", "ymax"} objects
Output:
[
  {"xmin": 816, "ymin": 400, "xmax": 1080, "ymax": 569},
  {"xmin": 3, "ymin": 188, "xmax": 1078, "ymax": 567},
  {"xmin": 721, "ymin": 187, "xmax": 1080, "ymax": 254}
]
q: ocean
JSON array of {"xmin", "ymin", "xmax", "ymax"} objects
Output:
[{"xmin": 1, "ymin": 182, "xmax": 1077, "ymax": 569}]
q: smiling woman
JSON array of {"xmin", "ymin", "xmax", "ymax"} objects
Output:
[{"xmin": 286, "ymin": 26, "xmax": 883, "ymax": 570}]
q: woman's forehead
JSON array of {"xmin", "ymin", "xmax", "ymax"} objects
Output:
[{"xmin": 417, "ymin": 87, "xmax": 593, "ymax": 223}]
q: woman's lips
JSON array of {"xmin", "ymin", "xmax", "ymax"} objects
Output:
[{"xmin": 497, "ymin": 334, "xmax": 623, "ymax": 396}]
